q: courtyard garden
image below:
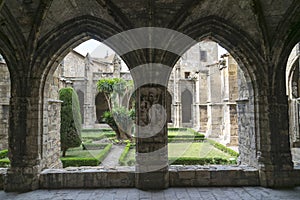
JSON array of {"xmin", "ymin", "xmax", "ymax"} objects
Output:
[{"xmin": 0, "ymin": 128, "xmax": 238, "ymax": 168}]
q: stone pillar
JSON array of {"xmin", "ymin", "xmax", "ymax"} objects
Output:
[
  {"xmin": 5, "ymin": 96, "xmax": 42, "ymax": 192},
  {"xmin": 194, "ymin": 74, "xmax": 200, "ymax": 130},
  {"xmin": 228, "ymin": 104, "xmax": 238, "ymax": 146},
  {"xmin": 207, "ymin": 63, "xmax": 223, "ymax": 138},
  {"xmin": 207, "ymin": 103, "xmax": 223, "ymax": 138},
  {"xmin": 173, "ymin": 64, "xmax": 181, "ymax": 128},
  {"xmin": 135, "ymin": 85, "xmax": 169, "ymax": 189},
  {"xmin": 199, "ymin": 105, "xmax": 208, "ymax": 132}
]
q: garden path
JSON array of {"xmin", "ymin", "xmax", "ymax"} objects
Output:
[{"xmin": 100, "ymin": 144, "xmax": 125, "ymax": 167}]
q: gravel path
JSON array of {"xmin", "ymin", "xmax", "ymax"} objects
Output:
[{"xmin": 100, "ymin": 144, "xmax": 125, "ymax": 167}]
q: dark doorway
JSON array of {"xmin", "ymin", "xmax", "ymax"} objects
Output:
[
  {"xmin": 95, "ymin": 92, "xmax": 109, "ymax": 123},
  {"xmin": 181, "ymin": 89, "xmax": 192, "ymax": 123}
]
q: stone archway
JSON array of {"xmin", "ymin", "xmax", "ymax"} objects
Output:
[{"xmin": 286, "ymin": 42, "xmax": 300, "ymax": 167}]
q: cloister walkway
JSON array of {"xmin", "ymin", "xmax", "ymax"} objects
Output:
[{"xmin": 0, "ymin": 187, "xmax": 299, "ymax": 200}]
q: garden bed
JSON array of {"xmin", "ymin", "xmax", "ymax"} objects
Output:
[{"xmin": 59, "ymin": 143, "xmax": 112, "ymax": 168}]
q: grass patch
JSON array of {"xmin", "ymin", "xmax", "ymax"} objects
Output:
[
  {"xmin": 168, "ymin": 143, "xmax": 233, "ymax": 159},
  {"xmin": 168, "ymin": 128, "xmax": 205, "ymax": 142},
  {"xmin": 60, "ymin": 143, "xmax": 112, "ymax": 167},
  {"xmin": 207, "ymin": 139, "xmax": 239, "ymax": 157}
]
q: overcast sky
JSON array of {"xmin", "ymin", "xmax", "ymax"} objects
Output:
[{"xmin": 74, "ymin": 39, "xmax": 228, "ymax": 60}]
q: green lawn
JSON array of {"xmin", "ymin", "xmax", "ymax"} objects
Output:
[
  {"xmin": 120, "ymin": 142, "xmax": 237, "ymax": 166},
  {"xmin": 168, "ymin": 143, "xmax": 233, "ymax": 159}
]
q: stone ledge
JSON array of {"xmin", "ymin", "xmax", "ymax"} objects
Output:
[
  {"xmin": 40, "ymin": 166, "xmax": 136, "ymax": 189},
  {"xmin": 40, "ymin": 165, "xmax": 260, "ymax": 189}
]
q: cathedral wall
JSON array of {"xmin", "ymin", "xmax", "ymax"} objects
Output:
[{"xmin": 63, "ymin": 51, "xmax": 85, "ymax": 78}]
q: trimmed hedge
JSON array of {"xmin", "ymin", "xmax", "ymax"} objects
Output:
[
  {"xmin": 207, "ymin": 139, "xmax": 239, "ymax": 157},
  {"xmin": 169, "ymin": 157, "xmax": 236, "ymax": 165},
  {"xmin": 82, "ymin": 143, "xmax": 109, "ymax": 150},
  {"xmin": 0, "ymin": 158, "xmax": 10, "ymax": 167},
  {"xmin": 119, "ymin": 143, "xmax": 132, "ymax": 166},
  {"xmin": 168, "ymin": 127, "xmax": 188, "ymax": 131},
  {"xmin": 60, "ymin": 143, "xmax": 112, "ymax": 167},
  {"xmin": 82, "ymin": 128, "xmax": 113, "ymax": 132},
  {"xmin": 82, "ymin": 132, "xmax": 116, "ymax": 141},
  {"xmin": 0, "ymin": 149, "xmax": 8, "ymax": 159}
]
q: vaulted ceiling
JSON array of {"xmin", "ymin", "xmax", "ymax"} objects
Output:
[{"xmin": 0, "ymin": 0, "xmax": 299, "ymax": 68}]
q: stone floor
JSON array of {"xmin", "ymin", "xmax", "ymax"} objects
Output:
[{"xmin": 0, "ymin": 187, "xmax": 300, "ymax": 200}]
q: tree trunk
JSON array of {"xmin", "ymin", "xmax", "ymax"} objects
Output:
[{"xmin": 62, "ymin": 150, "xmax": 66, "ymax": 157}]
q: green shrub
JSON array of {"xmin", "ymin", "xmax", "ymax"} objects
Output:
[
  {"xmin": 0, "ymin": 149, "xmax": 8, "ymax": 159},
  {"xmin": 60, "ymin": 157, "xmax": 99, "ymax": 167},
  {"xmin": 59, "ymin": 87, "xmax": 82, "ymax": 157},
  {"xmin": 82, "ymin": 143, "xmax": 108, "ymax": 150},
  {"xmin": 207, "ymin": 139, "xmax": 239, "ymax": 157},
  {"xmin": 60, "ymin": 143, "xmax": 112, "ymax": 167},
  {"xmin": 97, "ymin": 78, "xmax": 134, "ymax": 140},
  {"xmin": 169, "ymin": 157, "xmax": 233, "ymax": 165}
]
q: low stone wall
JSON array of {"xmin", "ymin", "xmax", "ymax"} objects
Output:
[
  {"xmin": 2, "ymin": 165, "xmax": 300, "ymax": 190},
  {"xmin": 39, "ymin": 165, "xmax": 260, "ymax": 189},
  {"xmin": 39, "ymin": 166, "xmax": 135, "ymax": 189},
  {"xmin": 169, "ymin": 165, "xmax": 259, "ymax": 187}
]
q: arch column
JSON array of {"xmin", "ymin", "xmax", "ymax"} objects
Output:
[
  {"xmin": 5, "ymin": 93, "xmax": 42, "ymax": 192},
  {"xmin": 256, "ymin": 63, "xmax": 294, "ymax": 187},
  {"xmin": 131, "ymin": 64, "xmax": 171, "ymax": 190}
]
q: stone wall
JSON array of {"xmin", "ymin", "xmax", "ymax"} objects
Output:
[
  {"xmin": 42, "ymin": 68, "xmax": 63, "ymax": 169},
  {"xmin": 0, "ymin": 62, "xmax": 10, "ymax": 150}
]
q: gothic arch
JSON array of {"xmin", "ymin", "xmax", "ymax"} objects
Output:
[{"xmin": 175, "ymin": 17, "xmax": 259, "ymax": 166}]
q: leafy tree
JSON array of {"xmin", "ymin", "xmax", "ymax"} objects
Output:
[
  {"xmin": 59, "ymin": 87, "xmax": 82, "ymax": 157},
  {"xmin": 97, "ymin": 78, "xmax": 134, "ymax": 140}
]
